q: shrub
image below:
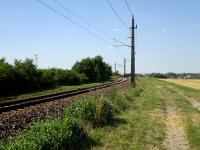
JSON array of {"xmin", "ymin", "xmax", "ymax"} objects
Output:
[
  {"xmin": 72, "ymin": 56, "xmax": 112, "ymax": 82},
  {"xmin": 2, "ymin": 117, "xmax": 86, "ymax": 150},
  {"xmin": 65, "ymin": 96, "xmax": 115, "ymax": 127},
  {"xmin": 132, "ymin": 86, "xmax": 143, "ymax": 97},
  {"xmin": 148, "ymin": 73, "xmax": 167, "ymax": 79},
  {"xmin": 0, "ymin": 55, "xmax": 111, "ymax": 96},
  {"xmin": 65, "ymin": 97, "xmax": 96, "ymax": 125},
  {"xmin": 107, "ymin": 90, "xmax": 130, "ymax": 111},
  {"xmin": 95, "ymin": 96, "xmax": 115, "ymax": 125},
  {"xmin": 40, "ymin": 69, "xmax": 88, "ymax": 87}
]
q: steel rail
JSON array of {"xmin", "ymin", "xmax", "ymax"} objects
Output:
[{"xmin": 0, "ymin": 78, "xmax": 127, "ymax": 113}]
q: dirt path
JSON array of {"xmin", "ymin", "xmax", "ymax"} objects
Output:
[
  {"xmin": 178, "ymin": 93, "xmax": 200, "ymax": 111},
  {"xmin": 164, "ymin": 101, "xmax": 190, "ymax": 150},
  {"xmin": 168, "ymin": 86, "xmax": 200, "ymax": 111},
  {"xmin": 157, "ymin": 86, "xmax": 190, "ymax": 150}
]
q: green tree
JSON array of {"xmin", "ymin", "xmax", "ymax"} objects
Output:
[
  {"xmin": 72, "ymin": 56, "xmax": 112, "ymax": 82},
  {"xmin": 72, "ymin": 57, "xmax": 96, "ymax": 82},
  {"xmin": 13, "ymin": 58, "xmax": 41, "ymax": 92},
  {"xmin": 0, "ymin": 58, "xmax": 15, "ymax": 95},
  {"xmin": 0, "ymin": 55, "xmax": 111, "ymax": 96}
]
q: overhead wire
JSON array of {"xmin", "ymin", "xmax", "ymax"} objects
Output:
[
  {"xmin": 53, "ymin": 0, "xmax": 129, "ymax": 48},
  {"xmin": 124, "ymin": 0, "xmax": 133, "ymax": 16},
  {"xmin": 105, "ymin": 0, "xmax": 131, "ymax": 60},
  {"xmin": 106, "ymin": 0, "xmax": 129, "ymax": 29},
  {"xmin": 37, "ymin": 0, "xmax": 127, "ymax": 59},
  {"xmin": 37, "ymin": 0, "xmax": 113, "ymax": 46},
  {"xmin": 113, "ymin": 39, "xmax": 130, "ymax": 47},
  {"xmin": 53, "ymin": 0, "xmax": 113, "ymax": 40}
]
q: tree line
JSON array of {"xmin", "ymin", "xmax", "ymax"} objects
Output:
[
  {"xmin": 0, "ymin": 56, "xmax": 112, "ymax": 96},
  {"xmin": 146, "ymin": 72, "xmax": 200, "ymax": 79}
]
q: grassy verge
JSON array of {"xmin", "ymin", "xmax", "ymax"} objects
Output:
[
  {"xmin": 159, "ymin": 79, "xmax": 200, "ymax": 100},
  {"xmin": 85, "ymin": 78, "xmax": 166, "ymax": 150},
  {"xmin": 1, "ymin": 78, "xmax": 167, "ymax": 150},
  {"xmin": 155, "ymin": 79, "xmax": 200, "ymax": 149},
  {"xmin": 0, "ymin": 82, "xmax": 119, "ymax": 149},
  {"xmin": 173, "ymin": 94, "xmax": 200, "ymax": 149}
]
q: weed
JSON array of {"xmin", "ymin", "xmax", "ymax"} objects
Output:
[
  {"xmin": 2, "ymin": 117, "xmax": 86, "ymax": 150},
  {"xmin": 65, "ymin": 96, "xmax": 115, "ymax": 127}
]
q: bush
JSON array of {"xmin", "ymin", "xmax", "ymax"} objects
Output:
[
  {"xmin": 0, "ymin": 58, "xmax": 89, "ymax": 96},
  {"xmin": 65, "ymin": 96, "xmax": 115, "ymax": 127},
  {"xmin": 95, "ymin": 96, "xmax": 115, "ymax": 125},
  {"xmin": 132, "ymin": 86, "xmax": 143, "ymax": 97},
  {"xmin": 107, "ymin": 90, "xmax": 130, "ymax": 111},
  {"xmin": 148, "ymin": 73, "xmax": 167, "ymax": 79},
  {"xmin": 72, "ymin": 56, "xmax": 112, "ymax": 82},
  {"xmin": 0, "ymin": 58, "xmax": 15, "ymax": 95},
  {"xmin": 65, "ymin": 97, "xmax": 96, "ymax": 124},
  {"xmin": 40, "ymin": 69, "xmax": 88, "ymax": 87},
  {"xmin": 0, "ymin": 56, "xmax": 111, "ymax": 96},
  {"xmin": 2, "ymin": 117, "xmax": 86, "ymax": 150}
]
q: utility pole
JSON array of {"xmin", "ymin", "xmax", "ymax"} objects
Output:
[
  {"xmin": 124, "ymin": 58, "xmax": 126, "ymax": 77},
  {"xmin": 35, "ymin": 54, "xmax": 38, "ymax": 67},
  {"xmin": 131, "ymin": 16, "xmax": 137, "ymax": 84}
]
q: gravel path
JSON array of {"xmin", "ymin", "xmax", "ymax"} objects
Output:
[{"xmin": 0, "ymin": 80, "xmax": 131, "ymax": 141}]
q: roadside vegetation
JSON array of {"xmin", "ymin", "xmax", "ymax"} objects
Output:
[
  {"xmin": 2, "ymin": 78, "xmax": 200, "ymax": 149},
  {"xmin": 0, "ymin": 89, "xmax": 123, "ymax": 149},
  {"xmin": 0, "ymin": 56, "xmax": 112, "ymax": 98},
  {"xmin": 157, "ymin": 79, "xmax": 200, "ymax": 149},
  {"xmin": 87, "ymin": 78, "xmax": 166, "ymax": 150},
  {"xmin": 0, "ymin": 78, "xmax": 167, "ymax": 150}
]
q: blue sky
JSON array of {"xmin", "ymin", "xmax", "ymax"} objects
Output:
[{"xmin": 0, "ymin": 0, "xmax": 200, "ymax": 73}]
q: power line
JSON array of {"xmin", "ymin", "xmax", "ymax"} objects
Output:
[
  {"xmin": 37, "ymin": 0, "xmax": 126, "ymax": 59},
  {"xmin": 124, "ymin": 0, "xmax": 133, "ymax": 16},
  {"xmin": 37, "ymin": 0, "xmax": 113, "ymax": 46},
  {"xmin": 106, "ymin": 0, "xmax": 128, "ymax": 29},
  {"xmin": 54, "ymin": 0, "xmax": 129, "ymax": 48},
  {"xmin": 53, "ymin": 0, "xmax": 113, "ymax": 40},
  {"xmin": 113, "ymin": 39, "xmax": 130, "ymax": 47}
]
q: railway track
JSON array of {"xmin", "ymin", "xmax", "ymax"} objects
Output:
[{"xmin": 0, "ymin": 78, "xmax": 127, "ymax": 113}]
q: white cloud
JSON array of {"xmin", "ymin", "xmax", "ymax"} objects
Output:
[{"xmin": 197, "ymin": 24, "xmax": 200, "ymax": 28}]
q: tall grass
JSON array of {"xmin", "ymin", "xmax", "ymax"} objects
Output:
[
  {"xmin": 1, "ymin": 86, "xmax": 133, "ymax": 149},
  {"xmin": 1, "ymin": 117, "xmax": 86, "ymax": 150},
  {"xmin": 65, "ymin": 96, "xmax": 115, "ymax": 127},
  {"xmin": 86, "ymin": 78, "xmax": 166, "ymax": 150}
]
